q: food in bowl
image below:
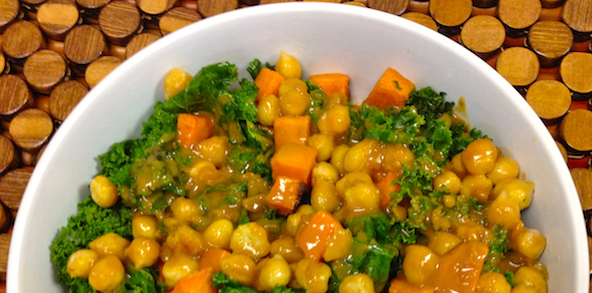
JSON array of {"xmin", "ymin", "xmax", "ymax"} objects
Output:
[{"xmin": 50, "ymin": 52, "xmax": 548, "ymax": 293}]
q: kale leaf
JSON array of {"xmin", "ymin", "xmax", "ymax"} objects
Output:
[
  {"xmin": 406, "ymin": 87, "xmax": 453, "ymax": 122},
  {"xmin": 117, "ymin": 268, "xmax": 165, "ymax": 293},
  {"xmin": 247, "ymin": 59, "xmax": 274, "ymax": 80},
  {"xmin": 212, "ymin": 272, "xmax": 304, "ymax": 293}
]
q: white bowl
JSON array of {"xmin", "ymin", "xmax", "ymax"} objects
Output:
[{"xmin": 8, "ymin": 3, "xmax": 589, "ymax": 292}]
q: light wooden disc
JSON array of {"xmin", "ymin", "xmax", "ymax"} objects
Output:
[
  {"xmin": 197, "ymin": 0, "xmax": 239, "ymax": 18},
  {"xmin": 368, "ymin": 0, "xmax": 409, "ymax": 16},
  {"xmin": 528, "ymin": 21, "xmax": 573, "ymax": 61},
  {"xmin": 0, "ymin": 53, "xmax": 5, "ymax": 74},
  {"xmin": 0, "ymin": 167, "xmax": 33, "ymax": 210},
  {"xmin": 0, "ymin": 75, "xmax": 32, "ymax": 116},
  {"xmin": 23, "ymin": 50, "xmax": 68, "ymax": 94},
  {"xmin": 0, "ymin": 232, "xmax": 10, "ymax": 279},
  {"xmin": 401, "ymin": 12, "xmax": 438, "ymax": 30},
  {"xmin": 571, "ymin": 168, "xmax": 592, "ymax": 210},
  {"xmin": 137, "ymin": 0, "xmax": 175, "ymax": 15},
  {"xmin": 0, "ymin": 0, "xmax": 20, "ymax": 30},
  {"xmin": 85, "ymin": 56, "xmax": 122, "ymax": 88},
  {"xmin": 560, "ymin": 52, "xmax": 592, "ymax": 94},
  {"xmin": 2, "ymin": 21, "xmax": 44, "ymax": 60},
  {"xmin": 0, "ymin": 135, "xmax": 19, "ymax": 176},
  {"xmin": 525, "ymin": 80, "xmax": 572, "ymax": 120},
  {"xmin": 429, "ymin": 0, "xmax": 472, "ymax": 27},
  {"xmin": 64, "ymin": 25, "xmax": 106, "ymax": 67},
  {"xmin": 76, "ymin": 0, "xmax": 110, "ymax": 10},
  {"xmin": 8, "ymin": 108, "xmax": 54, "ymax": 151},
  {"xmin": 159, "ymin": 7, "xmax": 201, "ymax": 36},
  {"xmin": 560, "ymin": 109, "xmax": 592, "ymax": 151},
  {"xmin": 562, "ymin": 0, "xmax": 592, "ymax": 33},
  {"xmin": 49, "ymin": 80, "xmax": 88, "ymax": 121},
  {"xmin": 260, "ymin": 0, "xmax": 296, "ymax": 3},
  {"xmin": 460, "ymin": 15, "xmax": 506, "ymax": 54},
  {"xmin": 125, "ymin": 33, "xmax": 160, "ymax": 59},
  {"xmin": 99, "ymin": 1, "xmax": 141, "ymax": 46},
  {"xmin": 37, "ymin": 0, "xmax": 79, "ymax": 40},
  {"xmin": 496, "ymin": 47, "xmax": 540, "ymax": 86},
  {"xmin": 498, "ymin": 0, "xmax": 542, "ymax": 30}
]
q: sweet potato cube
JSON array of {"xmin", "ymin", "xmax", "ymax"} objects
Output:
[{"xmin": 271, "ymin": 143, "xmax": 318, "ymax": 185}]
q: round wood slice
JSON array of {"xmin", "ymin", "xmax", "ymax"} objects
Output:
[
  {"xmin": 0, "ymin": 135, "xmax": 19, "ymax": 176},
  {"xmin": 76, "ymin": 0, "xmax": 110, "ymax": 10},
  {"xmin": 159, "ymin": 7, "xmax": 201, "ymax": 36},
  {"xmin": 0, "ymin": 0, "xmax": 20, "ymax": 31},
  {"xmin": 47, "ymin": 39, "xmax": 64, "ymax": 55},
  {"xmin": 560, "ymin": 52, "xmax": 592, "ymax": 95},
  {"xmin": 528, "ymin": 21, "xmax": 573, "ymax": 67},
  {"xmin": 525, "ymin": 80, "xmax": 572, "ymax": 121},
  {"xmin": 0, "ymin": 75, "xmax": 33, "ymax": 117},
  {"xmin": 498, "ymin": 0, "xmax": 542, "ymax": 30},
  {"xmin": 34, "ymin": 95, "xmax": 51, "ymax": 113},
  {"xmin": 0, "ymin": 232, "xmax": 11, "ymax": 279},
  {"xmin": 20, "ymin": 149, "xmax": 35, "ymax": 166},
  {"xmin": 49, "ymin": 80, "xmax": 87, "ymax": 121},
  {"xmin": 560, "ymin": 109, "xmax": 592, "ymax": 152},
  {"xmin": 496, "ymin": 47, "xmax": 540, "ymax": 87},
  {"xmin": 571, "ymin": 168, "xmax": 592, "ymax": 210},
  {"xmin": 37, "ymin": 0, "xmax": 79, "ymax": 40},
  {"xmin": 85, "ymin": 56, "xmax": 122, "ymax": 88},
  {"xmin": 1, "ymin": 21, "xmax": 44, "ymax": 62},
  {"xmin": 259, "ymin": 0, "xmax": 296, "ymax": 3},
  {"xmin": 344, "ymin": 1, "xmax": 367, "ymax": 6},
  {"xmin": 125, "ymin": 32, "xmax": 160, "ymax": 59},
  {"xmin": 541, "ymin": 0, "xmax": 564, "ymax": 8},
  {"xmin": 429, "ymin": 0, "xmax": 472, "ymax": 28},
  {"xmin": 136, "ymin": 0, "xmax": 175, "ymax": 15},
  {"xmin": 8, "ymin": 108, "xmax": 53, "ymax": 151},
  {"xmin": 64, "ymin": 25, "xmax": 107, "ymax": 71},
  {"xmin": 0, "ymin": 53, "xmax": 5, "ymax": 75},
  {"xmin": 23, "ymin": 49, "xmax": 68, "ymax": 94},
  {"xmin": 197, "ymin": 0, "xmax": 238, "ymax": 18},
  {"xmin": 562, "ymin": 0, "xmax": 592, "ymax": 34},
  {"xmin": 368, "ymin": 0, "xmax": 409, "ymax": 16},
  {"xmin": 401, "ymin": 12, "xmax": 438, "ymax": 30},
  {"xmin": 0, "ymin": 167, "xmax": 33, "ymax": 210},
  {"xmin": 99, "ymin": 1, "xmax": 141, "ymax": 46},
  {"xmin": 460, "ymin": 15, "xmax": 505, "ymax": 55}
]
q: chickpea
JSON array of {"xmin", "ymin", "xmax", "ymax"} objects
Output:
[
  {"xmin": 189, "ymin": 160, "xmax": 223, "ymax": 184},
  {"xmin": 279, "ymin": 78, "xmax": 308, "ymax": 97},
  {"xmin": 492, "ymin": 178, "xmax": 534, "ymax": 210},
  {"xmin": 339, "ymin": 273, "xmax": 375, "ymax": 293},
  {"xmin": 381, "ymin": 143, "xmax": 415, "ymax": 173},
  {"xmin": 442, "ymin": 195, "xmax": 456, "ymax": 208},
  {"xmin": 487, "ymin": 156, "xmax": 520, "ymax": 185},
  {"xmin": 476, "ymin": 272, "xmax": 512, "ymax": 293},
  {"xmin": 461, "ymin": 139, "xmax": 498, "ymax": 175},
  {"xmin": 331, "ymin": 144, "xmax": 351, "ymax": 175},
  {"xmin": 161, "ymin": 254, "xmax": 199, "ymax": 288},
  {"xmin": 323, "ymin": 226, "xmax": 353, "ymax": 262},
  {"xmin": 67, "ymin": 249, "xmax": 99, "ymax": 279},
  {"xmin": 271, "ymin": 236, "xmax": 304, "ymax": 263},
  {"xmin": 230, "ymin": 222, "xmax": 271, "ymax": 259},
  {"xmin": 343, "ymin": 182, "xmax": 380, "ymax": 218},
  {"xmin": 204, "ymin": 218, "xmax": 234, "ymax": 250},
  {"xmin": 343, "ymin": 138, "xmax": 380, "ymax": 174},
  {"xmin": 258, "ymin": 254, "xmax": 292, "ymax": 290},
  {"xmin": 170, "ymin": 197, "xmax": 200, "ymax": 225},
  {"xmin": 335, "ymin": 171, "xmax": 373, "ymax": 198},
  {"xmin": 460, "ymin": 175, "xmax": 493, "ymax": 202},
  {"xmin": 280, "ymin": 88, "xmax": 310, "ymax": 117},
  {"xmin": 311, "ymin": 162, "xmax": 340, "ymax": 185},
  {"xmin": 275, "ymin": 51, "xmax": 302, "ymax": 79},
  {"xmin": 308, "ymin": 133, "xmax": 335, "ymax": 162},
  {"xmin": 433, "ymin": 171, "xmax": 461, "ymax": 195},
  {"xmin": 295, "ymin": 258, "xmax": 332, "ymax": 293},
  {"xmin": 125, "ymin": 237, "xmax": 160, "ymax": 270},
  {"xmin": 324, "ymin": 93, "xmax": 348, "ymax": 109},
  {"xmin": 430, "ymin": 206, "xmax": 451, "ymax": 232},
  {"xmin": 403, "ymin": 245, "xmax": 439, "ymax": 286},
  {"xmin": 318, "ymin": 105, "xmax": 351, "ymax": 137},
  {"xmin": 257, "ymin": 94, "xmax": 281, "ymax": 126},
  {"xmin": 511, "ymin": 285, "xmax": 538, "ymax": 293},
  {"xmin": 286, "ymin": 205, "xmax": 316, "ymax": 236},
  {"xmin": 514, "ymin": 266, "xmax": 547, "ymax": 293},
  {"xmin": 428, "ymin": 232, "xmax": 461, "ymax": 256},
  {"xmin": 516, "ymin": 228, "xmax": 546, "ymax": 260},
  {"xmin": 487, "ymin": 194, "xmax": 522, "ymax": 229},
  {"xmin": 448, "ymin": 153, "xmax": 467, "ymax": 178},
  {"xmin": 132, "ymin": 215, "xmax": 160, "ymax": 239},
  {"xmin": 88, "ymin": 255, "xmax": 125, "ymax": 292},
  {"xmin": 90, "ymin": 175, "xmax": 119, "ymax": 208},
  {"xmin": 311, "ymin": 178, "xmax": 341, "ymax": 213},
  {"xmin": 456, "ymin": 223, "xmax": 493, "ymax": 244},
  {"xmin": 197, "ymin": 136, "xmax": 229, "ymax": 168},
  {"xmin": 163, "ymin": 68, "xmax": 191, "ymax": 100},
  {"xmin": 89, "ymin": 233, "xmax": 130, "ymax": 260},
  {"xmin": 164, "ymin": 225, "xmax": 205, "ymax": 257},
  {"xmin": 220, "ymin": 253, "xmax": 258, "ymax": 286}
]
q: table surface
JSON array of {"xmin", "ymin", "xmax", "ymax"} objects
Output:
[{"xmin": 0, "ymin": 0, "xmax": 591, "ymax": 292}]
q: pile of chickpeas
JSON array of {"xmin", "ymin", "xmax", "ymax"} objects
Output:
[{"xmin": 64, "ymin": 53, "xmax": 548, "ymax": 293}]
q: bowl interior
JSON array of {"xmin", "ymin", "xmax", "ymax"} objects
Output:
[{"xmin": 8, "ymin": 3, "xmax": 588, "ymax": 292}]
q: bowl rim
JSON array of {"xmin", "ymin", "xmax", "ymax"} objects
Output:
[{"xmin": 7, "ymin": 2, "xmax": 589, "ymax": 292}]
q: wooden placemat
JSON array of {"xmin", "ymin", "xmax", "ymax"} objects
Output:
[{"xmin": 0, "ymin": 0, "xmax": 591, "ymax": 289}]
